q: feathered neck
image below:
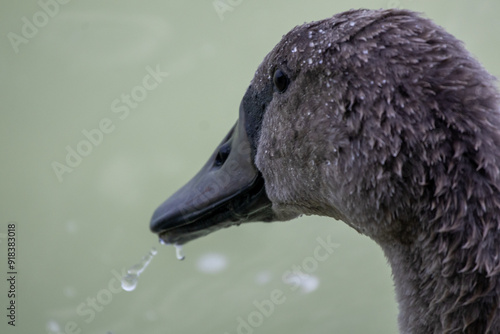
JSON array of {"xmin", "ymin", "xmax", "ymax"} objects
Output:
[{"xmin": 383, "ymin": 159, "xmax": 500, "ymax": 333}]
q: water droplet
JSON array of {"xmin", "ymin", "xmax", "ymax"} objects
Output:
[
  {"xmin": 362, "ymin": 50, "xmax": 368, "ymax": 55},
  {"xmin": 291, "ymin": 46, "xmax": 297, "ymax": 53},
  {"xmin": 307, "ymin": 58, "xmax": 313, "ymax": 64},
  {"xmin": 46, "ymin": 320, "xmax": 61, "ymax": 333},
  {"xmin": 121, "ymin": 247, "xmax": 157, "ymax": 292},
  {"xmin": 175, "ymin": 244, "xmax": 185, "ymax": 260},
  {"xmin": 121, "ymin": 273, "xmax": 138, "ymax": 292},
  {"xmin": 309, "ymin": 41, "xmax": 314, "ymax": 47},
  {"xmin": 197, "ymin": 253, "xmax": 227, "ymax": 273},
  {"xmin": 349, "ymin": 21, "xmax": 356, "ymax": 27},
  {"xmin": 63, "ymin": 286, "xmax": 77, "ymax": 298},
  {"xmin": 283, "ymin": 273, "xmax": 320, "ymax": 293},
  {"xmin": 66, "ymin": 220, "xmax": 78, "ymax": 234},
  {"xmin": 255, "ymin": 271, "xmax": 272, "ymax": 285},
  {"xmin": 126, "ymin": 263, "xmax": 144, "ymax": 275}
]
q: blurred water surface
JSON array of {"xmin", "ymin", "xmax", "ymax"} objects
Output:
[{"xmin": 1, "ymin": 1, "xmax": 499, "ymax": 333}]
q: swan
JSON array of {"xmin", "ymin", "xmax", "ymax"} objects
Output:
[{"xmin": 151, "ymin": 9, "xmax": 500, "ymax": 333}]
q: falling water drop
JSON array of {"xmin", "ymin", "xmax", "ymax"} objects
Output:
[
  {"xmin": 121, "ymin": 247, "xmax": 157, "ymax": 292},
  {"xmin": 158, "ymin": 238, "xmax": 185, "ymax": 261},
  {"xmin": 121, "ymin": 273, "xmax": 138, "ymax": 292},
  {"xmin": 175, "ymin": 244, "xmax": 185, "ymax": 260}
]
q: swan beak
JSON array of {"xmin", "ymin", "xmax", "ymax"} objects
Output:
[{"xmin": 150, "ymin": 103, "xmax": 274, "ymax": 245}]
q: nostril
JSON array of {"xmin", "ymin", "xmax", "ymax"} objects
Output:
[{"xmin": 214, "ymin": 142, "xmax": 231, "ymax": 167}]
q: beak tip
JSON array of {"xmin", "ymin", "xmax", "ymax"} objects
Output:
[{"xmin": 150, "ymin": 207, "xmax": 165, "ymax": 233}]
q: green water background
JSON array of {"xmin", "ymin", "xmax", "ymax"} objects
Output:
[{"xmin": 1, "ymin": 0, "xmax": 499, "ymax": 333}]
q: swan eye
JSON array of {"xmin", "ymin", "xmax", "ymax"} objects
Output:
[{"xmin": 273, "ymin": 68, "xmax": 289, "ymax": 93}]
